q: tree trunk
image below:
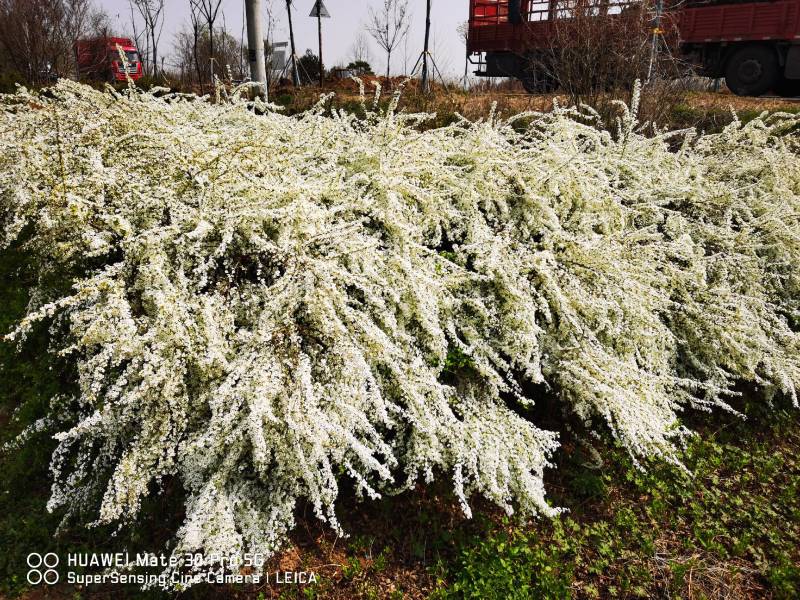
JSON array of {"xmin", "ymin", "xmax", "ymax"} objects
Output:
[
  {"xmin": 151, "ymin": 28, "xmax": 158, "ymax": 78},
  {"xmin": 209, "ymin": 19, "xmax": 215, "ymax": 81},
  {"xmin": 193, "ymin": 24, "xmax": 203, "ymax": 92},
  {"xmin": 386, "ymin": 50, "xmax": 391, "ymax": 81}
]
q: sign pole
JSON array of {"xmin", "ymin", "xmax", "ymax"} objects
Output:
[
  {"xmin": 318, "ymin": 5, "xmax": 323, "ymax": 87},
  {"xmin": 309, "ymin": 1, "xmax": 330, "ymax": 88}
]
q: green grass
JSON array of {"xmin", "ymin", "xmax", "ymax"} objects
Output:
[{"xmin": 430, "ymin": 400, "xmax": 800, "ymax": 599}]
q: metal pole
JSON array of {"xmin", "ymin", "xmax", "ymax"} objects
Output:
[
  {"xmin": 317, "ymin": 8, "xmax": 323, "ymax": 88},
  {"xmin": 647, "ymin": 0, "xmax": 664, "ymax": 83},
  {"xmin": 286, "ymin": 0, "xmax": 300, "ymax": 86},
  {"xmin": 421, "ymin": 0, "xmax": 432, "ymax": 93},
  {"xmin": 463, "ymin": 49, "xmax": 468, "ymax": 90},
  {"xmin": 245, "ymin": 0, "xmax": 267, "ymax": 97}
]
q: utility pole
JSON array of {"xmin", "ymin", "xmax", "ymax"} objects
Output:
[
  {"xmin": 245, "ymin": 0, "xmax": 267, "ymax": 97},
  {"xmin": 286, "ymin": 1, "xmax": 300, "ymax": 86},
  {"xmin": 421, "ymin": 0, "xmax": 432, "ymax": 93}
]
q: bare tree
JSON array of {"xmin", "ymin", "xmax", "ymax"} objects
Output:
[
  {"xmin": 188, "ymin": 0, "xmax": 204, "ymax": 89},
  {"xmin": 127, "ymin": 0, "xmax": 143, "ymax": 69},
  {"xmin": 542, "ymin": 0, "xmax": 655, "ymax": 100},
  {"xmin": 531, "ymin": 0, "xmax": 685, "ymax": 124},
  {"xmin": 0, "ymin": 0, "xmax": 106, "ymax": 83},
  {"xmin": 349, "ymin": 31, "xmax": 371, "ymax": 65},
  {"xmin": 366, "ymin": 0, "xmax": 411, "ymax": 80},
  {"xmin": 129, "ymin": 0, "xmax": 164, "ymax": 77},
  {"xmin": 260, "ymin": 1, "xmax": 276, "ymax": 88},
  {"xmin": 0, "ymin": 0, "xmax": 64, "ymax": 82},
  {"xmin": 175, "ymin": 22, "xmax": 246, "ymax": 87},
  {"xmin": 193, "ymin": 0, "xmax": 223, "ymax": 81},
  {"xmin": 63, "ymin": 0, "xmax": 92, "ymax": 76},
  {"xmin": 86, "ymin": 6, "xmax": 111, "ymax": 37},
  {"xmin": 457, "ymin": 21, "xmax": 469, "ymax": 89}
]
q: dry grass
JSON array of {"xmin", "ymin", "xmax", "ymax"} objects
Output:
[{"xmin": 265, "ymin": 77, "xmax": 800, "ymax": 131}]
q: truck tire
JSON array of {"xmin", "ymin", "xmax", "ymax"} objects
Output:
[{"xmin": 724, "ymin": 45, "xmax": 779, "ymax": 96}]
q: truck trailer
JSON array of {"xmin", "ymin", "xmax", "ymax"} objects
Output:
[{"xmin": 467, "ymin": 0, "xmax": 800, "ymax": 96}]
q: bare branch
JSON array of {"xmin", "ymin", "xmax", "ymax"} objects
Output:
[{"xmin": 366, "ymin": 0, "xmax": 411, "ymax": 80}]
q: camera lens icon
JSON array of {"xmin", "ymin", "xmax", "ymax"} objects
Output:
[{"xmin": 26, "ymin": 553, "xmax": 59, "ymax": 584}]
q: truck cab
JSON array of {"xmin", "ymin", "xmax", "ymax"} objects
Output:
[{"xmin": 75, "ymin": 37, "xmax": 143, "ymax": 83}]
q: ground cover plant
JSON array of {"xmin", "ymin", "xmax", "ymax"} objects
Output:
[
  {"xmin": 0, "ymin": 79, "xmax": 799, "ymax": 588},
  {"xmin": 431, "ymin": 399, "xmax": 800, "ymax": 600}
]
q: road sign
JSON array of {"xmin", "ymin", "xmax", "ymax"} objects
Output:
[{"xmin": 309, "ymin": 0, "xmax": 330, "ymax": 18}]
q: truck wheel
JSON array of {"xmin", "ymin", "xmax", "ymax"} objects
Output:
[
  {"xmin": 774, "ymin": 77, "xmax": 800, "ymax": 98},
  {"xmin": 724, "ymin": 45, "xmax": 779, "ymax": 97}
]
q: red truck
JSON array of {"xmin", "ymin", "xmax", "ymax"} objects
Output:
[
  {"xmin": 75, "ymin": 37, "xmax": 143, "ymax": 83},
  {"xmin": 467, "ymin": 0, "xmax": 800, "ymax": 96}
]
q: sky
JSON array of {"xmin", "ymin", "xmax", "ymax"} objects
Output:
[{"xmin": 102, "ymin": 1, "xmax": 470, "ymax": 78}]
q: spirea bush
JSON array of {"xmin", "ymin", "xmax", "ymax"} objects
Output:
[{"xmin": 1, "ymin": 80, "xmax": 798, "ymax": 582}]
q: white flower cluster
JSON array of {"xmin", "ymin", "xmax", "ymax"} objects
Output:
[{"xmin": 1, "ymin": 80, "xmax": 798, "ymax": 582}]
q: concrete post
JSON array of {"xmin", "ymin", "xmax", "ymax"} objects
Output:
[{"xmin": 245, "ymin": 0, "xmax": 268, "ymax": 98}]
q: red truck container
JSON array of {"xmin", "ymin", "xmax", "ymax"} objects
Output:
[
  {"xmin": 467, "ymin": 0, "xmax": 800, "ymax": 96},
  {"xmin": 75, "ymin": 37, "xmax": 143, "ymax": 83}
]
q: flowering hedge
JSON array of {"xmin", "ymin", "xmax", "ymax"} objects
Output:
[{"xmin": 1, "ymin": 80, "xmax": 798, "ymax": 582}]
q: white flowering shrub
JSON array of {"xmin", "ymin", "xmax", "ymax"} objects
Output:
[{"xmin": 1, "ymin": 80, "xmax": 798, "ymax": 581}]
